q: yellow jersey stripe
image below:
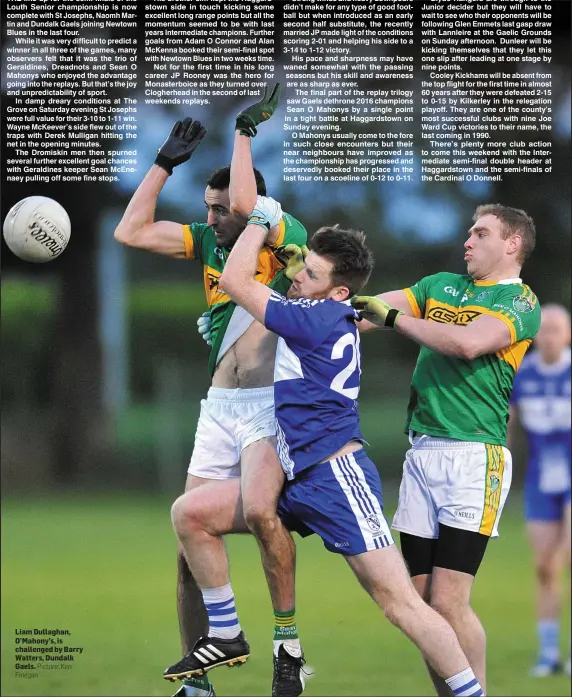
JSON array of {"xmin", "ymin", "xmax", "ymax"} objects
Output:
[
  {"xmin": 402, "ymin": 288, "xmax": 423, "ymax": 318},
  {"xmin": 182, "ymin": 224, "xmax": 194, "ymax": 259},
  {"xmin": 496, "ymin": 338, "xmax": 532, "ymax": 372},
  {"xmin": 479, "ymin": 444, "xmax": 505, "ymax": 536}
]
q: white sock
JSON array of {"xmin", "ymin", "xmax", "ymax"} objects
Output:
[
  {"xmin": 273, "ymin": 638, "xmax": 302, "ymax": 657},
  {"xmin": 201, "ymin": 583, "xmax": 241, "ymax": 639},
  {"xmin": 446, "ymin": 667, "xmax": 483, "ymax": 696}
]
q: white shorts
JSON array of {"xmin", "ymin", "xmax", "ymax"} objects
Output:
[
  {"xmin": 188, "ymin": 386, "xmax": 276, "ymax": 480},
  {"xmin": 392, "ymin": 433, "xmax": 512, "ymax": 539}
]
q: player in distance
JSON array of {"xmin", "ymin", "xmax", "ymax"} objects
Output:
[
  {"xmin": 351, "ymin": 204, "xmax": 541, "ymax": 694},
  {"xmin": 114, "ymin": 86, "xmax": 308, "ymax": 697},
  {"xmin": 508, "ymin": 303, "xmax": 571, "ymax": 677}
]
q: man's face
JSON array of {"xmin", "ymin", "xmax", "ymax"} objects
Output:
[
  {"xmin": 464, "ymin": 214, "xmax": 519, "ymax": 280},
  {"xmin": 534, "ymin": 308, "xmax": 571, "ymax": 363},
  {"xmin": 205, "ymin": 186, "xmax": 246, "ymax": 248},
  {"xmin": 287, "ymin": 251, "xmax": 348, "ymax": 301}
]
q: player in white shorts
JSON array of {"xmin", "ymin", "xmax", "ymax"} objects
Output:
[
  {"xmin": 115, "ymin": 86, "xmax": 308, "ymax": 697},
  {"xmin": 351, "ymin": 204, "xmax": 541, "ymax": 694}
]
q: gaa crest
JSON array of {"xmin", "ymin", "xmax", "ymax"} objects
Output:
[{"xmin": 513, "ymin": 295, "xmax": 534, "ymax": 313}]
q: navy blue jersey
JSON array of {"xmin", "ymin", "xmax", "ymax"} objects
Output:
[
  {"xmin": 511, "ymin": 349, "xmax": 571, "ymax": 494},
  {"xmin": 264, "ymin": 292, "xmax": 364, "ymax": 479}
]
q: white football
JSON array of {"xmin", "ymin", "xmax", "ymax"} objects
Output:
[{"xmin": 3, "ymin": 196, "xmax": 71, "ymax": 262}]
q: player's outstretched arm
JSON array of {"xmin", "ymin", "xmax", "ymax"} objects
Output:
[
  {"xmin": 353, "ymin": 294, "xmax": 513, "ymax": 358},
  {"xmin": 230, "ymin": 85, "xmax": 283, "ymax": 244},
  {"xmin": 395, "ymin": 313, "xmax": 512, "ymax": 359},
  {"xmin": 219, "ymin": 205, "xmax": 276, "ymax": 323},
  {"xmin": 355, "ymin": 290, "xmax": 417, "ymax": 332},
  {"xmin": 114, "ymin": 118, "xmax": 206, "ymax": 257}
]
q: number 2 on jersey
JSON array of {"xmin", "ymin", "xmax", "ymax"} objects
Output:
[{"xmin": 330, "ymin": 332, "xmax": 361, "ymax": 399}]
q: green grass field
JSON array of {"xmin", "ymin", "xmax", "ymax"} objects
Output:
[{"xmin": 1, "ymin": 495, "xmax": 570, "ymax": 697}]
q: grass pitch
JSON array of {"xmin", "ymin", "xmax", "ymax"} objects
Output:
[{"xmin": 1, "ymin": 494, "xmax": 570, "ymax": 696}]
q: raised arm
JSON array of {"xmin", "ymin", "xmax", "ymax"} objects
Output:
[
  {"xmin": 230, "ymin": 84, "xmax": 283, "ymax": 243},
  {"xmin": 219, "ymin": 216, "xmax": 273, "ymax": 324},
  {"xmin": 114, "ymin": 118, "xmax": 206, "ymax": 257}
]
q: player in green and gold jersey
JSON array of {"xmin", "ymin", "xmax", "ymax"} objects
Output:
[
  {"xmin": 115, "ymin": 86, "xmax": 308, "ymax": 697},
  {"xmin": 352, "ymin": 204, "xmax": 540, "ymax": 695}
]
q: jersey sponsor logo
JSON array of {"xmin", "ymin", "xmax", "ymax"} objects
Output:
[
  {"xmin": 513, "ymin": 295, "xmax": 535, "ymax": 313},
  {"xmin": 476, "ymin": 291, "xmax": 493, "ymax": 301},
  {"xmin": 204, "ymin": 266, "xmax": 231, "ymax": 306},
  {"xmin": 427, "ymin": 305, "xmax": 481, "ymax": 325}
]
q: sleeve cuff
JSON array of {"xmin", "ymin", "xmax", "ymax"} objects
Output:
[{"xmin": 402, "ymin": 288, "xmax": 423, "ymax": 318}]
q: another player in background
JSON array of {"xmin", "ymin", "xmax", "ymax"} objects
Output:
[
  {"xmin": 115, "ymin": 87, "xmax": 308, "ymax": 697},
  {"xmin": 508, "ymin": 304, "xmax": 571, "ymax": 676},
  {"xmin": 351, "ymin": 205, "xmax": 541, "ymax": 695}
]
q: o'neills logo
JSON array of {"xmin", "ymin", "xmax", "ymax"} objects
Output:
[{"xmin": 28, "ymin": 216, "xmax": 65, "ymax": 256}]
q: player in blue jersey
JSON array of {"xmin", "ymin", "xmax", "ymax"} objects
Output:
[
  {"xmin": 165, "ymin": 143, "xmax": 486, "ymax": 697},
  {"xmin": 216, "ymin": 210, "xmax": 486, "ymax": 697},
  {"xmin": 219, "ymin": 145, "xmax": 487, "ymax": 696},
  {"xmin": 508, "ymin": 304, "xmax": 571, "ymax": 676}
]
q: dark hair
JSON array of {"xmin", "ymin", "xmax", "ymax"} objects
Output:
[
  {"xmin": 207, "ymin": 166, "xmax": 266, "ymax": 195},
  {"xmin": 309, "ymin": 225, "xmax": 374, "ymax": 297},
  {"xmin": 473, "ymin": 203, "xmax": 536, "ymax": 265}
]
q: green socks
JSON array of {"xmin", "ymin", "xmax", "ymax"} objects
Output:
[{"xmin": 274, "ymin": 608, "xmax": 299, "ymax": 641}]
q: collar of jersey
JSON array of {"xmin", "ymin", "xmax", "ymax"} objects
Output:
[
  {"xmin": 473, "ymin": 277, "xmax": 522, "ymax": 286},
  {"xmin": 533, "ymin": 347, "xmax": 572, "ymax": 375}
]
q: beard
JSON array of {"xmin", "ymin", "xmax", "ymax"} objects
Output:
[
  {"xmin": 287, "ymin": 283, "xmax": 333, "ymax": 301},
  {"xmin": 215, "ymin": 228, "xmax": 241, "ymax": 248}
]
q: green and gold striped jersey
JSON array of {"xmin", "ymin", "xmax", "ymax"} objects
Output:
[
  {"xmin": 182, "ymin": 213, "xmax": 308, "ymax": 376},
  {"xmin": 402, "ymin": 272, "xmax": 541, "ymax": 446}
]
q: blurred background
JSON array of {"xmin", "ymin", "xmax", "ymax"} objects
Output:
[{"xmin": 1, "ymin": 3, "xmax": 570, "ymax": 696}]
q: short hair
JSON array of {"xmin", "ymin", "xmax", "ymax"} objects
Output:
[
  {"xmin": 308, "ymin": 225, "xmax": 374, "ymax": 297},
  {"xmin": 206, "ymin": 166, "xmax": 266, "ymax": 196},
  {"xmin": 473, "ymin": 204, "xmax": 536, "ymax": 265}
]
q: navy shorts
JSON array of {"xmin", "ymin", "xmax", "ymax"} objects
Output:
[
  {"xmin": 277, "ymin": 448, "xmax": 394, "ymax": 555},
  {"xmin": 524, "ymin": 481, "xmax": 571, "ymax": 522}
]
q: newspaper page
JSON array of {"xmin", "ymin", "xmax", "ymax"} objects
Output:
[{"xmin": 1, "ymin": 1, "xmax": 570, "ymax": 696}]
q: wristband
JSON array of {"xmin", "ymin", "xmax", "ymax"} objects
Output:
[
  {"xmin": 154, "ymin": 154, "xmax": 173, "ymax": 175},
  {"xmin": 385, "ymin": 309, "xmax": 402, "ymax": 328},
  {"xmin": 247, "ymin": 214, "xmax": 270, "ymax": 231}
]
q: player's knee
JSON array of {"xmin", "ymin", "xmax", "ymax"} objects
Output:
[
  {"xmin": 171, "ymin": 493, "xmax": 203, "ymax": 538},
  {"xmin": 243, "ymin": 502, "xmax": 278, "ymax": 537},
  {"xmin": 429, "ymin": 589, "xmax": 468, "ymax": 622},
  {"xmin": 381, "ymin": 592, "xmax": 418, "ymax": 629},
  {"xmin": 535, "ymin": 556, "xmax": 559, "ymax": 585}
]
